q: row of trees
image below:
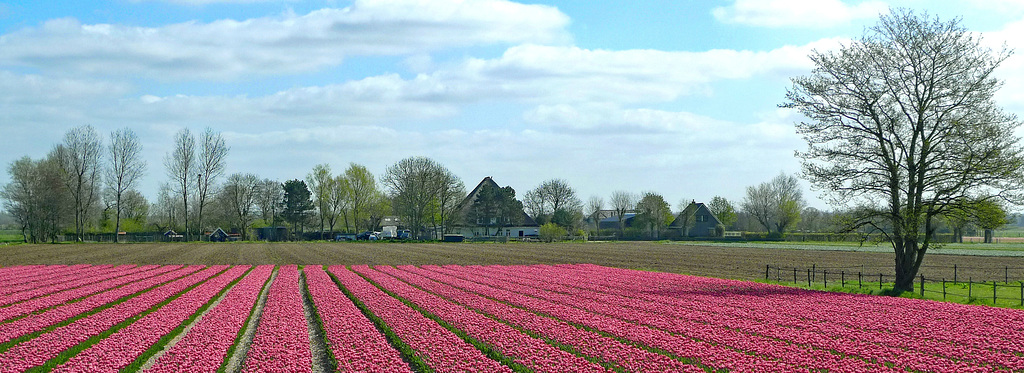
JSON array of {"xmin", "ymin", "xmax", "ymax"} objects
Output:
[{"xmin": 1, "ymin": 126, "xmax": 149, "ymax": 243}]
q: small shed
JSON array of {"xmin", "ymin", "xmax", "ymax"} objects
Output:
[
  {"xmin": 208, "ymin": 228, "xmax": 229, "ymax": 242},
  {"xmin": 163, "ymin": 230, "xmax": 183, "ymax": 242}
]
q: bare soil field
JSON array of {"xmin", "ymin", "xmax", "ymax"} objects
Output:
[{"xmin": 2, "ymin": 241, "xmax": 1022, "ymax": 282}]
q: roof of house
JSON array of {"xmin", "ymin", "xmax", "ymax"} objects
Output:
[
  {"xmin": 457, "ymin": 176, "xmax": 538, "ymax": 227},
  {"xmin": 667, "ymin": 202, "xmax": 722, "ymax": 228}
]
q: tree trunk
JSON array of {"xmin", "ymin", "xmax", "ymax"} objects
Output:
[{"xmin": 893, "ymin": 239, "xmax": 922, "ymax": 292}]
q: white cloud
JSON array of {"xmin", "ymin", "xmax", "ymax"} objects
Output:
[
  {"xmin": 0, "ymin": 0, "xmax": 570, "ymax": 80},
  {"xmin": 713, "ymin": 0, "xmax": 889, "ymax": 28}
]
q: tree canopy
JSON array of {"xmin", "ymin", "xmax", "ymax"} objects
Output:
[{"xmin": 783, "ymin": 9, "xmax": 1024, "ymax": 291}]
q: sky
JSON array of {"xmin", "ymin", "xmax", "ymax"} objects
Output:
[{"xmin": 3, "ymin": 0, "xmax": 1024, "ymax": 212}]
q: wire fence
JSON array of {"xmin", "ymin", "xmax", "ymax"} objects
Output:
[{"xmin": 765, "ymin": 264, "xmax": 1024, "ymax": 307}]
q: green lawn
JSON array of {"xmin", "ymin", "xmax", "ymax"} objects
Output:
[
  {"xmin": 766, "ymin": 278, "xmax": 1024, "ymax": 309},
  {"xmin": 0, "ymin": 230, "xmax": 22, "ymax": 244}
]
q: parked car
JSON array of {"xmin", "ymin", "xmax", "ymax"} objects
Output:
[
  {"xmin": 397, "ymin": 229, "xmax": 411, "ymax": 240},
  {"xmin": 335, "ymin": 234, "xmax": 356, "ymax": 241},
  {"xmin": 356, "ymin": 231, "xmax": 378, "ymax": 240}
]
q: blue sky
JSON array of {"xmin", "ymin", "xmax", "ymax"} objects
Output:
[{"xmin": 3, "ymin": 0, "xmax": 1024, "ymax": 212}]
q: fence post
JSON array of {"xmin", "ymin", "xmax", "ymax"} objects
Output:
[
  {"xmin": 920, "ymin": 274, "xmax": 924, "ymax": 296},
  {"xmin": 879, "ymin": 273, "xmax": 883, "ymax": 290},
  {"xmin": 954, "ymin": 264, "xmax": 958, "ymax": 284},
  {"xmin": 777, "ymin": 267, "xmax": 781, "ymax": 282},
  {"xmin": 859, "ymin": 272, "xmax": 862, "ymax": 288},
  {"xmin": 824, "ymin": 270, "xmax": 828, "ymax": 288},
  {"xmin": 807, "ymin": 269, "xmax": 811, "ymax": 287},
  {"xmin": 766, "ymin": 265, "xmax": 769, "ymax": 280},
  {"xmin": 994, "ymin": 281, "xmax": 998, "ymax": 304},
  {"xmin": 842, "ymin": 271, "xmax": 845, "ymax": 288},
  {"xmin": 794, "ymin": 268, "xmax": 797, "ymax": 283},
  {"xmin": 942, "ymin": 278, "xmax": 946, "ymax": 300},
  {"xmin": 969, "ymin": 278, "xmax": 973, "ymax": 299}
]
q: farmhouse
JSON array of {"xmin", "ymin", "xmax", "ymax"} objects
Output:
[
  {"xmin": 668, "ymin": 201, "xmax": 722, "ymax": 238},
  {"xmin": 453, "ymin": 177, "xmax": 539, "ymax": 239}
]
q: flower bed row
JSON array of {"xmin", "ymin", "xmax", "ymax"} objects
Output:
[
  {"xmin": 53, "ymin": 265, "xmax": 250, "ymax": 373},
  {"xmin": 0, "ymin": 265, "xmax": 226, "ymax": 372},
  {"xmin": 0, "ymin": 265, "xmax": 195, "ymax": 343},
  {"xmin": 304, "ymin": 265, "xmax": 409, "ymax": 372},
  {"xmin": 0, "ymin": 265, "xmax": 159, "ymax": 310},
  {"xmin": 351, "ymin": 265, "xmax": 607, "ymax": 373},
  {"xmin": 331, "ymin": 265, "xmax": 511, "ymax": 372},
  {"xmin": 147, "ymin": 265, "xmax": 273, "ymax": 373},
  {"xmin": 503, "ymin": 264, "xmax": 1022, "ymax": 371},
  {"xmin": 242, "ymin": 265, "xmax": 312, "ymax": 373}
]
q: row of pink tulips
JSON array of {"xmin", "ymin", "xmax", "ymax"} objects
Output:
[
  {"xmin": 0, "ymin": 265, "xmax": 112, "ymax": 297},
  {"xmin": 242, "ymin": 265, "xmax": 312, "ymax": 373},
  {"xmin": 304, "ymin": 266, "xmax": 409, "ymax": 373},
  {"xmin": 0, "ymin": 265, "xmax": 193, "ymax": 342},
  {"xmin": 147, "ymin": 265, "xmax": 274, "ymax": 373},
  {"xmin": 0, "ymin": 265, "xmax": 85, "ymax": 291},
  {"xmin": 481, "ymin": 264, "xmax": 1004, "ymax": 372},
  {"xmin": 352, "ymin": 265, "xmax": 609, "ymax": 373},
  {"xmin": 330, "ymin": 265, "xmax": 512, "ymax": 372},
  {"xmin": 0, "ymin": 265, "xmax": 156, "ymax": 308},
  {"xmin": 0, "ymin": 265, "xmax": 225, "ymax": 372},
  {"xmin": 0, "ymin": 265, "xmax": 165, "ymax": 323},
  {"xmin": 423, "ymin": 264, "xmax": 826, "ymax": 372},
  {"xmin": 547, "ymin": 264, "xmax": 1024, "ymax": 371},
  {"xmin": 53, "ymin": 265, "xmax": 250, "ymax": 373},
  {"xmin": 387, "ymin": 265, "xmax": 706, "ymax": 373}
]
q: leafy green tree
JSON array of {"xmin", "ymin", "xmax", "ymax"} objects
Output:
[
  {"xmin": 281, "ymin": 179, "xmax": 313, "ymax": 240},
  {"xmin": 634, "ymin": 192, "xmax": 672, "ymax": 239},
  {"xmin": 465, "ymin": 182, "xmax": 523, "ymax": 236},
  {"xmin": 306, "ymin": 163, "xmax": 334, "ymax": 239},
  {"xmin": 974, "ymin": 199, "xmax": 1009, "ymax": 243},
  {"xmin": 707, "ymin": 196, "xmax": 737, "ymax": 229},
  {"xmin": 784, "ymin": 9, "xmax": 1024, "ymax": 291}
]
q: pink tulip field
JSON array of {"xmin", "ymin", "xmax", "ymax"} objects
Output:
[{"xmin": 0, "ymin": 263, "xmax": 1022, "ymax": 372}]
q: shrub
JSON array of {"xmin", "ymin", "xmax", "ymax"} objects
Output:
[{"xmin": 539, "ymin": 223, "xmax": 565, "ymax": 243}]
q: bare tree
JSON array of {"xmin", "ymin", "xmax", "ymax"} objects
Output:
[
  {"xmin": 255, "ymin": 178, "xmax": 283, "ymax": 226},
  {"xmin": 609, "ymin": 190, "xmax": 637, "ymax": 233},
  {"xmin": 675, "ymin": 199, "xmax": 696, "ymax": 238},
  {"xmin": 150, "ymin": 183, "xmax": 178, "ymax": 233},
  {"xmin": 2, "ymin": 156, "xmax": 69, "ymax": 243},
  {"xmin": 741, "ymin": 173, "xmax": 805, "ymax": 236},
  {"xmin": 586, "ymin": 195, "xmax": 603, "ymax": 231},
  {"xmin": 105, "ymin": 128, "xmax": 145, "ymax": 242},
  {"xmin": 55, "ymin": 125, "xmax": 103, "ymax": 241},
  {"xmin": 196, "ymin": 128, "xmax": 228, "ymax": 238},
  {"xmin": 525, "ymin": 179, "xmax": 583, "ymax": 221},
  {"xmin": 783, "ymin": 10, "xmax": 1024, "ymax": 291},
  {"xmin": 306, "ymin": 163, "xmax": 334, "ymax": 239},
  {"xmin": 381, "ymin": 157, "xmax": 463, "ymax": 240},
  {"xmin": 164, "ymin": 129, "xmax": 196, "ymax": 240},
  {"xmin": 222, "ymin": 173, "xmax": 260, "ymax": 240}
]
